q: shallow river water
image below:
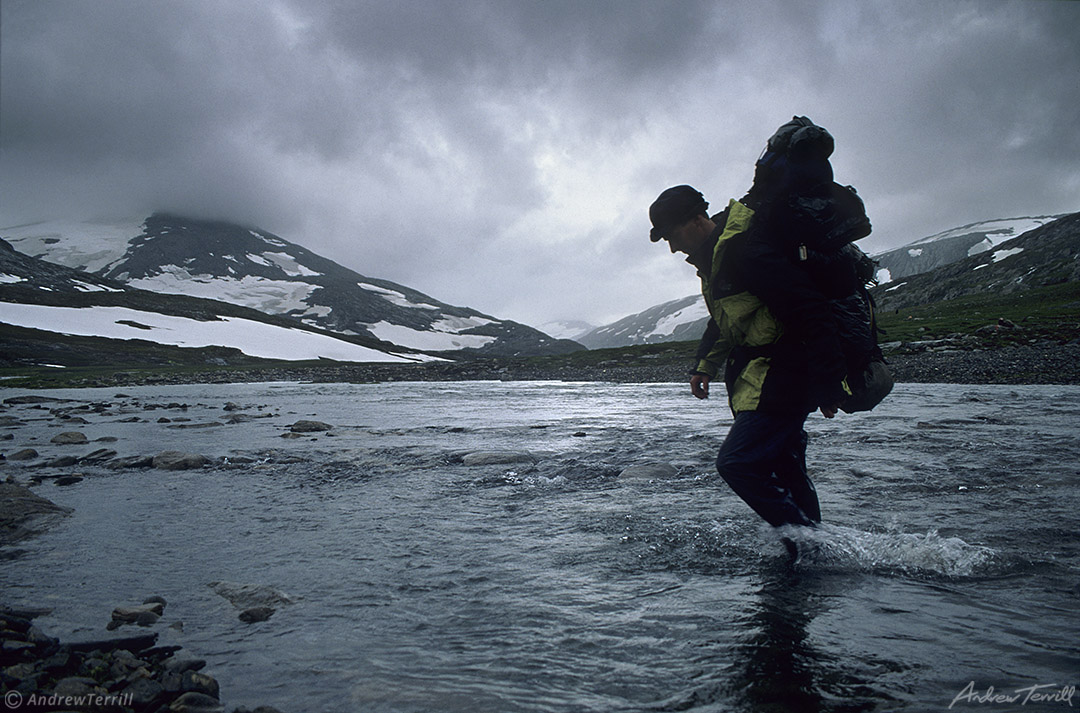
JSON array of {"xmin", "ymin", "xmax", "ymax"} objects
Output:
[{"xmin": 1, "ymin": 381, "xmax": 1078, "ymax": 712}]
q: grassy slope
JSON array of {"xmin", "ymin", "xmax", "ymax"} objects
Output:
[{"xmin": 873, "ymin": 281, "xmax": 1080, "ymax": 346}]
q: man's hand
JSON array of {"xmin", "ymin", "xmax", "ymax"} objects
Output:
[
  {"xmin": 820, "ymin": 404, "xmax": 840, "ymax": 418},
  {"xmin": 690, "ymin": 374, "xmax": 710, "ymax": 400}
]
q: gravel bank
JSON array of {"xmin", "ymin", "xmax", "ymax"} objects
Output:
[{"xmin": 12, "ymin": 343, "xmax": 1079, "ymax": 389}]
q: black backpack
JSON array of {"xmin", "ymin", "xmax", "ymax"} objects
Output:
[{"xmin": 750, "ymin": 116, "xmax": 893, "ymax": 413}]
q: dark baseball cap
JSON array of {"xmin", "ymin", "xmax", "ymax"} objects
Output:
[{"xmin": 649, "ymin": 185, "xmax": 709, "ymax": 241}]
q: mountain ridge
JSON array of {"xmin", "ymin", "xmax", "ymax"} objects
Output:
[{"xmin": 1, "ymin": 213, "xmax": 583, "ymax": 359}]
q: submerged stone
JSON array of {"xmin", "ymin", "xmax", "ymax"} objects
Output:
[
  {"xmin": 618, "ymin": 462, "xmax": 679, "ymax": 481},
  {"xmin": 462, "ymin": 451, "xmax": 536, "ymax": 466}
]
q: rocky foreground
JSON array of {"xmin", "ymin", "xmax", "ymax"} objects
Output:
[{"xmin": 2, "ymin": 598, "xmax": 281, "ymax": 713}]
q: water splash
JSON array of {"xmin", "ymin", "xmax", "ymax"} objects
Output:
[{"xmin": 778, "ymin": 523, "xmax": 996, "ymax": 578}]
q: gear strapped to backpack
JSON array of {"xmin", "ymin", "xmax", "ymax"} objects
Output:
[{"xmin": 749, "ymin": 116, "xmax": 893, "ymax": 413}]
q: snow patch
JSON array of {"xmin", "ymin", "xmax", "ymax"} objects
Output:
[
  {"xmin": 907, "ymin": 248, "xmax": 923, "ymax": 258},
  {"xmin": 875, "ymin": 267, "xmax": 893, "ymax": 284},
  {"xmin": 433, "ymin": 315, "xmax": 496, "ymax": 332},
  {"xmin": 249, "ymin": 231, "xmax": 289, "ymax": 248},
  {"xmin": 991, "ymin": 247, "xmax": 1024, "ymax": 262},
  {"xmin": 246, "ymin": 252, "xmax": 320, "ymax": 277},
  {"xmin": 71, "ymin": 280, "xmax": 123, "ymax": 293},
  {"xmin": 912, "ymin": 216, "xmax": 1059, "ymax": 247},
  {"xmin": 0, "ymin": 273, "xmax": 26, "ymax": 284},
  {"xmin": 358, "ymin": 281, "xmax": 440, "ymax": 310},
  {"xmin": 366, "ymin": 320, "xmax": 497, "ymax": 351},
  {"xmin": 0, "ymin": 219, "xmax": 145, "ymax": 273},
  {"xmin": 885, "ymin": 281, "xmax": 908, "ymax": 292},
  {"xmin": 0, "ymin": 303, "xmax": 414, "ymax": 363},
  {"xmin": 128, "ymin": 269, "xmax": 317, "ymax": 315},
  {"xmin": 644, "ymin": 298, "xmax": 709, "ymax": 339},
  {"xmin": 967, "ymin": 238, "xmax": 993, "ymax": 256}
]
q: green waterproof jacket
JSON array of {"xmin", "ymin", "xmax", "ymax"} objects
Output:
[{"xmin": 693, "ymin": 199, "xmax": 849, "ymax": 414}]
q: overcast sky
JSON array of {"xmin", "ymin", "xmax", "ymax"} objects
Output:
[{"xmin": 2, "ymin": 0, "xmax": 1078, "ymax": 329}]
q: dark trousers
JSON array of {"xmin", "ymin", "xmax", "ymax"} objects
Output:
[{"xmin": 716, "ymin": 411, "xmax": 821, "ymax": 527}]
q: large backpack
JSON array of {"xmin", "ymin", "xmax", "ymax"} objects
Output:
[{"xmin": 750, "ymin": 116, "xmax": 893, "ymax": 413}]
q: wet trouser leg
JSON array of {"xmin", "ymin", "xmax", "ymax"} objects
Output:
[{"xmin": 716, "ymin": 411, "xmax": 821, "ymax": 527}]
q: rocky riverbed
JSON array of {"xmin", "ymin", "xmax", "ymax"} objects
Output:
[{"xmin": 0, "ymin": 392, "xmax": 325, "ymax": 711}]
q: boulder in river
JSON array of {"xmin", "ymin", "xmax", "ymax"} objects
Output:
[
  {"xmin": 0, "ymin": 482, "xmax": 72, "ymax": 544},
  {"xmin": 50, "ymin": 431, "xmax": 88, "ymax": 445},
  {"xmin": 153, "ymin": 451, "xmax": 209, "ymax": 470},
  {"xmin": 289, "ymin": 419, "xmax": 332, "ymax": 433}
]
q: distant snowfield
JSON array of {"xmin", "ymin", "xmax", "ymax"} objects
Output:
[
  {"xmin": 0, "ymin": 303, "xmax": 416, "ymax": 363},
  {"xmin": 1, "ymin": 219, "xmax": 144, "ymax": 273},
  {"xmin": 358, "ymin": 281, "xmax": 441, "ymax": 310},
  {"xmin": 913, "ymin": 216, "xmax": 1058, "ymax": 247},
  {"xmin": 366, "ymin": 320, "xmax": 497, "ymax": 351},
  {"xmin": 128, "ymin": 268, "xmax": 318, "ymax": 314},
  {"xmin": 644, "ymin": 298, "xmax": 709, "ymax": 340}
]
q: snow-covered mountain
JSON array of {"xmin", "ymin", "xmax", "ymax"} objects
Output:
[
  {"xmin": 0, "ymin": 214, "xmax": 581, "ymax": 358},
  {"xmin": 576, "ymin": 294, "xmax": 708, "ymax": 349},
  {"xmin": 0, "ymin": 237, "xmax": 431, "ymax": 366},
  {"xmin": 870, "ymin": 215, "xmax": 1065, "ymax": 284},
  {"xmin": 870, "ymin": 211, "xmax": 1080, "ymax": 311},
  {"xmin": 536, "ymin": 319, "xmax": 595, "ymax": 341}
]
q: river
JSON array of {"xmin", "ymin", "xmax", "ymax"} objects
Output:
[{"xmin": 1, "ymin": 381, "xmax": 1077, "ymax": 712}]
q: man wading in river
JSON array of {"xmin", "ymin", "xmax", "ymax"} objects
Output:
[{"xmin": 649, "ymin": 117, "xmax": 877, "ymax": 543}]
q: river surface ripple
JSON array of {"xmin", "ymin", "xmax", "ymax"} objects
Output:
[{"xmin": 1, "ymin": 381, "xmax": 1078, "ymax": 712}]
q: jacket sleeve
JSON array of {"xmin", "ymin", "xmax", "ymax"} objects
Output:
[
  {"xmin": 732, "ymin": 232, "xmax": 849, "ymax": 406},
  {"xmin": 692, "ymin": 317, "xmax": 729, "ymax": 377}
]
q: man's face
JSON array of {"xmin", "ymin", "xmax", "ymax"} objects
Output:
[{"xmin": 663, "ymin": 216, "xmax": 706, "ymax": 255}]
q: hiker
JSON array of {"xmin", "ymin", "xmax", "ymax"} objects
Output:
[{"xmin": 648, "ymin": 119, "xmax": 867, "ymax": 530}]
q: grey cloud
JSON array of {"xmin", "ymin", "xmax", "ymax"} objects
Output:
[{"xmin": 2, "ymin": 0, "xmax": 1078, "ymax": 326}]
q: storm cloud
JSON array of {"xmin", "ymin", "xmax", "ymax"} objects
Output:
[{"xmin": 2, "ymin": 0, "xmax": 1078, "ymax": 327}]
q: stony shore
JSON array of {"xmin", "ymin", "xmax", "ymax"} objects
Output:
[
  {"xmin": 2, "ymin": 599, "xmax": 282, "ymax": 713},
  {"xmin": 47, "ymin": 342, "xmax": 1080, "ymax": 387}
]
